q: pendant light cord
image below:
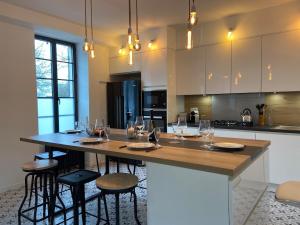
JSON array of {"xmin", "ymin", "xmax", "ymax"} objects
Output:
[
  {"xmin": 84, "ymin": 0, "xmax": 88, "ymax": 39},
  {"xmin": 135, "ymin": 0, "xmax": 138, "ymax": 35},
  {"xmin": 90, "ymin": 0, "xmax": 94, "ymax": 41},
  {"xmin": 188, "ymin": 0, "xmax": 191, "ymax": 20},
  {"xmin": 129, "ymin": 0, "xmax": 132, "ymax": 29}
]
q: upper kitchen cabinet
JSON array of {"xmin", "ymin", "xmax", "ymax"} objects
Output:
[
  {"xmin": 232, "ymin": 37, "xmax": 262, "ymax": 93},
  {"xmin": 176, "ymin": 47, "xmax": 206, "ymax": 95},
  {"xmin": 262, "ymin": 30, "xmax": 300, "ymax": 92},
  {"xmin": 141, "ymin": 49, "xmax": 167, "ymax": 87},
  {"xmin": 205, "ymin": 42, "xmax": 231, "ymax": 94},
  {"xmin": 109, "ymin": 53, "xmax": 141, "ymax": 75}
]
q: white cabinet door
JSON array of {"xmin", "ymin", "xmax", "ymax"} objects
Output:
[
  {"xmin": 232, "ymin": 37, "xmax": 261, "ymax": 93},
  {"xmin": 205, "ymin": 42, "xmax": 231, "ymax": 94},
  {"xmin": 256, "ymin": 132, "xmax": 300, "ymax": 184},
  {"xmin": 141, "ymin": 49, "xmax": 167, "ymax": 87},
  {"xmin": 176, "ymin": 47, "xmax": 205, "ymax": 95},
  {"xmin": 262, "ymin": 30, "xmax": 300, "ymax": 92},
  {"xmin": 109, "ymin": 53, "xmax": 141, "ymax": 74}
]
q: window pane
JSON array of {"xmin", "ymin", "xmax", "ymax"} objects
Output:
[
  {"xmin": 59, "ymin": 115, "xmax": 75, "ymax": 132},
  {"xmin": 36, "ymin": 59, "xmax": 52, "ymax": 78},
  {"xmin": 58, "ymin": 80, "xmax": 74, "ymax": 97},
  {"xmin": 35, "ymin": 40, "xmax": 51, "ymax": 60},
  {"xmin": 59, "ymin": 98, "xmax": 75, "ymax": 116},
  {"xmin": 38, "ymin": 117, "xmax": 54, "ymax": 134},
  {"xmin": 37, "ymin": 79, "xmax": 53, "ymax": 97},
  {"xmin": 38, "ymin": 98, "xmax": 54, "ymax": 117},
  {"xmin": 57, "ymin": 62, "xmax": 73, "ymax": 80},
  {"xmin": 56, "ymin": 44, "xmax": 73, "ymax": 63}
]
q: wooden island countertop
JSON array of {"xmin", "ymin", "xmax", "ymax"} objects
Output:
[{"xmin": 20, "ymin": 129, "xmax": 270, "ymax": 177}]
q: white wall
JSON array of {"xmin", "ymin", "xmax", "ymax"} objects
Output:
[{"xmin": 0, "ymin": 21, "xmax": 38, "ymax": 192}]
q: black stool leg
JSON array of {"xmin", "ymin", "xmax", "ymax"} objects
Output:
[
  {"xmin": 103, "ymin": 194, "xmax": 110, "ymax": 225},
  {"xmin": 33, "ymin": 174, "xmax": 39, "ymax": 225},
  {"xmin": 133, "ymin": 190, "xmax": 141, "ymax": 225},
  {"xmin": 72, "ymin": 186, "xmax": 80, "ymax": 225},
  {"xmin": 28, "ymin": 175, "xmax": 34, "ymax": 207},
  {"xmin": 79, "ymin": 185, "xmax": 86, "ymax": 225},
  {"xmin": 96, "ymin": 195, "xmax": 101, "ymax": 225},
  {"xmin": 18, "ymin": 173, "xmax": 31, "ymax": 225},
  {"xmin": 43, "ymin": 173, "xmax": 47, "ymax": 218},
  {"xmin": 96, "ymin": 154, "xmax": 101, "ymax": 174},
  {"xmin": 115, "ymin": 193, "xmax": 120, "ymax": 225}
]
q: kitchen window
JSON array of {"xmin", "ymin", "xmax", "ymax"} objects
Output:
[{"xmin": 35, "ymin": 36, "xmax": 77, "ymax": 134}]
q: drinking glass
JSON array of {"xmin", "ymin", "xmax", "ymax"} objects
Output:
[
  {"xmin": 208, "ymin": 125, "xmax": 215, "ymax": 146},
  {"xmin": 135, "ymin": 116, "xmax": 145, "ymax": 136},
  {"xmin": 199, "ymin": 120, "xmax": 210, "ymax": 148},
  {"xmin": 104, "ymin": 125, "xmax": 111, "ymax": 141},
  {"xmin": 154, "ymin": 127, "xmax": 161, "ymax": 146},
  {"xmin": 177, "ymin": 116, "xmax": 188, "ymax": 140}
]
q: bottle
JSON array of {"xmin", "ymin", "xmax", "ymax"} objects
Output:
[{"xmin": 148, "ymin": 110, "xmax": 156, "ymax": 142}]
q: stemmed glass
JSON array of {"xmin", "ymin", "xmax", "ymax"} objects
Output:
[
  {"xmin": 135, "ymin": 116, "xmax": 145, "ymax": 136},
  {"xmin": 177, "ymin": 116, "xmax": 187, "ymax": 140},
  {"xmin": 199, "ymin": 120, "xmax": 213, "ymax": 149},
  {"xmin": 104, "ymin": 125, "xmax": 111, "ymax": 141}
]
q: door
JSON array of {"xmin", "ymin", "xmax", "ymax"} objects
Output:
[
  {"xmin": 107, "ymin": 82, "xmax": 124, "ymax": 129},
  {"xmin": 35, "ymin": 36, "xmax": 77, "ymax": 134},
  {"xmin": 232, "ymin": 37, "xmax": 262, "ymax": 93},
  {"xmin": 262, "ymin": 30, "xmax": 300, "ymax": 92},
  {"xmin": 176, "ymin": 47, "xmax": 206, "ymax": 95},
  {"xmin": 123, "ymin": 80, "xmax": 141, "ymax": 126},
  {"xmin": 205, "ymin": 42, "xmax": 231, "ymax": 94}
]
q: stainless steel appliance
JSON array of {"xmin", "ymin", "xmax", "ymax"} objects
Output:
[
  {"xmin": 143, "ymin": 109, "xmax": 167, "ymax": 132},
  {"xmin": 142, "ymin": 90, "xmax": 167, "ymax": 109},
  {"xmin": 107, "ymin": 80, "xmax": 141, "ymax": 129}
]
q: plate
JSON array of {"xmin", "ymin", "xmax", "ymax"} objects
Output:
[
  {"xmin": 64, "ymin": 129, "xmax": 82, "ymax": 134},
  {"xmin": 213, "ymin": 142, "xmax": 245, "ymax": 149},
  {"xmin": 127, "ymin": 142, "xmax": 156, "ymax": 150},
  {"xmin": 176, "ymin": 133, "xmax": 200, "ymax": 137},
  {"xmin": 79, "ymin": 138, "xmax": 104, "ymax": 144}
]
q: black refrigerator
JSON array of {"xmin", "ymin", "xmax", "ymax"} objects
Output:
[{"xmin": 107, "ymin": 80, "xmax": 141, "ymax": 129}]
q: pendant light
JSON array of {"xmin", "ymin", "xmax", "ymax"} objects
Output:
[
  {"xmin": 186, "ymin": 24, "xmax": 193, "ymax": 50},
  {"xmin": 128, "ymin": 0, "xmax": 133, "ymax": 65},
  {"xmin": 89, "ymin": 0, "xmax": 95, "ymax": 58},
  {"xmin": 128, "ymin": 0, "xmax": 134, "ymax": 50},
  {"xmin": 189, "ymin": 0, "xmax": 198, "ymax": 26},
  {"xmin": 83, "ymin": 0, "xmax": 90, "ymax": 52},
  {"xmin": 134, "ymin": 0, "xmax": 141, "ymax": 51}
]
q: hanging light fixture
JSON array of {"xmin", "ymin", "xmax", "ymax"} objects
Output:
[
  {"xmin": 189, "ymin": 0, "xmax": 198, "ymax": 26},
  {"xmin": 134, "ymin": 0, "xmax": 141, "ymax": 51},
  {"xmin": 186, "ymin": 24, "xmax": 193, "ymax": 50},
  {"xmin": 89, "ymin": 0, "xmax": 95, "ymax": 58},
  {"xmin": 83, "ymin": 0, "xmax": 90, "ymax": 52},
  {"xmin": 128, "ymin": 0, "xmax": 134, "ymax": 50}
]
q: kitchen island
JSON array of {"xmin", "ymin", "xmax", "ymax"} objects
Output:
[{"xmin": 20, "ymin": 130, "xmax": 270, "ymax": 225}]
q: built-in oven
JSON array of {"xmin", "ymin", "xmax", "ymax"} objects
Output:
[
  {"xmin": 143, "ymin": 109, "xmax": 167, "ymax": 132},
  {"xmin": 142, "ymin": 90, "xmax": 167, "ymax": 109}
]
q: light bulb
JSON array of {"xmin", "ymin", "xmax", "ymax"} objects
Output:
[
  {"xmin": 89, "ymin": 43, "xmax": 95, "ymax": 59},
  {"xmin": 128, "ymin": 27, "xmax": 134, "ymax": 50},
  {"xmin": 186, "ymin": 27, "xmax": 193, "ymax": 50},
  {"xmin": 129, "ymin": 50, "xmax": 133, "ymax": 65},
  {"xmin": 189, "ymin": 5, "xmax": 198, "ymax": 26},
  {"xmin": 227, "ymin": 31, "xmax": 233, "ymax": 41},
  {"xmin": 119, "ymin": 48, "xmax": 126, "ymax": 55},
  {"xmin": 148, "ymin": 41, "xmax": 153, "ymax": 49},
  {"xmin": 83, "ymin": 39, "xmax": 90, "ymax": 52},
  {"xmin": 134, "ymin": 34, "xmax": 141, "ymax": 51}
]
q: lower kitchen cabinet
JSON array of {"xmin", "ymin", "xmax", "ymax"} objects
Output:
[{"xmin": 256, "ymin": 132, "xmax": 300, "ymax": 184}]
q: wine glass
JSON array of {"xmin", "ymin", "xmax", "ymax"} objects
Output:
[
  {"xmin": 154, "ymin": 127, "xmax": 161, "ymax": 147},
  {"xmin": 199, "ymin": 120, "xmax": 211, "ymax": 148},
  {"xmin": 104, "ymin": 125, "xmax": 111, "ymax": 141},
  {"xmin": 177, "ymin": 116, "xmax": 187, "ymax": 140},
  {"xmin": 135, "ymin": 116, "xmax": 145, "ymax": 136}
]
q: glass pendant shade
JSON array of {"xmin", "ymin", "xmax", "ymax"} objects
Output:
[
  {"xmin": 90, "ymin": 43, "xmax": 95, "ymax": 58},
  {"xmin": 186, "ymin": 26, "xmax": 193, "ymax": 50},
  {"xmin": 83, "ymin": 39, "xmax": 90, "ymax": 52},
  {"xmin": 129, "ymin": 49, "xmax": 133, "ymax": 65},
  {"xmin": 189, "ymin": 4, "xmax": 198, "ymax": 26},
  {"xmin": 134, "ymin": 34, "xmax": 141, "ymax": 51}
]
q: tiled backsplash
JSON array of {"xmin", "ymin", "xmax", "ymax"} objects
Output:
[{"xmin": 184, "ymin": 92, "xmax": 300, "ymax": 126}]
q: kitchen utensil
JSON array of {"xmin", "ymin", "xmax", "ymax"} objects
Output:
[{"xmin": 241, "ymin": 108, "xmax": 252, "ymax": 123}]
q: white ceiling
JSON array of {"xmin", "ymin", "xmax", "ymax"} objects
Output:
[{"xmin": 0, "ymin": 0, "xmax": 295, "ymax": 37}]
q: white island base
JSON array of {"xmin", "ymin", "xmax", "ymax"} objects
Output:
[{"xmin": 147, "ymin": 159, "xmax": 267, "ymax": 225}]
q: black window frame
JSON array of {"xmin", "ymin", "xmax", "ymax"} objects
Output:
[{"xmin": 35, "ymin": 35, "xmax": 78, "ymax": 133}]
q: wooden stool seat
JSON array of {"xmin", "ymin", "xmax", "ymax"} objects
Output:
[
  {"xmin": 276, "ymin": 181, "xmax": 300, "ymax": 203},
  {"xmin": 22, "ymin": 159, "xmax": 58, "ymax": 172},
  {"xmin": 96, "ymin": 173, "xmax": 139, "ymax": 192}
]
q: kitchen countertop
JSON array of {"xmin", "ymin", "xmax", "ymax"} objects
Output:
[
  {"xmin": 20, "ymin": 129, "xmax": 270, "ymax": 177},
  {"xmin": 169, "ymin": 123, "xmax": 300, "ymax": 134}
]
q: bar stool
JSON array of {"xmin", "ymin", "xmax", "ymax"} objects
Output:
[
  {"xmin": 34, "ymin": 150, "xmax": 68, "ymax": 172},
  {"xmin": 275, "ymin": 181, "xmax": 300, "ymax": 207},
  {"xmin": 96, "ymin": 173, "xmax": 141, "ymax": 225},
  {"xmin": 18, "ymin": 159, "xmax": 60, "ymax": 225},
  {"xmin": 52, "ymin": 170, "xmax": 110, "ymax": 225}
]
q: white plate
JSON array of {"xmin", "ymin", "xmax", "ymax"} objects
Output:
[
  {"xmin": 79, "ymin": 138, "xmax": 104, "ymax": 144},
  {"xmin": 176, "ymin": 133, "xmax": 200, "ymax": 137},
  {"xmin": 127, "ymin": 142, "xmax": 155, "ymax": 150},
  {"xmin": 64, "ymin": 129, "xmax": 82, "ymax": 134},
  {"xmin": 213, "ymin": 142, "xmax": 245, "ymax": 149}
]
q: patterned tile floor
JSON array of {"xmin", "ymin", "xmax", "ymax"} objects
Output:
[{"xmin": 1, "ymin": 164, "xmax": 300, "ymax": 225}]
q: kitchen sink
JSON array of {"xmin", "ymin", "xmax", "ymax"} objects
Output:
[{"xmin": 273, "ymin": 125, "xmax": 300, "ymax": 131}]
